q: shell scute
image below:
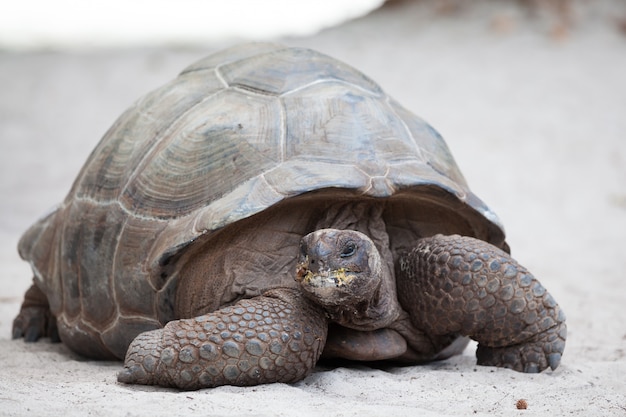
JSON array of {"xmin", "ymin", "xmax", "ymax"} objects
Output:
[
  {"xmin": 71, "ymin": 70, "xmax": 224, "ymax": 203},
  {"xmin": 120, "ymin": 89, "xmax": 283, "ymax": 218},
  {"xmin": 55, "ymin": 312, "xmax": 115, "ymax": 359},
  {"xmin": 113, "ymin": 215, "xmax": 168, "ymax": 317},
  {"xmin": 56, "ymin": 200, "xmax": 123, "ymax": 327},
  {"xmin": 282, "ymin": 83, "xmax": 418, "ymax": 170}
]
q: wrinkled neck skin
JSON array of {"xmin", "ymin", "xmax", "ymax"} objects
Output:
[{"xmin": 312, "ymin": 201, "xmax": 402, "ymax": 331}]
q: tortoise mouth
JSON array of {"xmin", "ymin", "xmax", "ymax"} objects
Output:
[
  {"xmin": 295, "ymin": 264, "xmax": 357, "ymax": 289},
  {"xmin": 295, "ymin": 259, "xmax": 369, "ymax": 308}
]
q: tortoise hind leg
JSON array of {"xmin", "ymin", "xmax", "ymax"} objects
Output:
[
  {"xmin": 396, "ymin": 234, "xmax": 566, "ymax": 373},
  {"xmin": 118, "ymin": 289, "xmax": 327, "ymax": 390},
  {"xmin": 12, "ymin": 281, "xmax": 60, "ymax": 343}
]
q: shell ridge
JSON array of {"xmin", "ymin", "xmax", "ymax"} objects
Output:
[
  {"xmin": 18, "ymin": 205, "xmax": 60, "ymax": 286},
  {"xmin": 364, "ymin": 166, "xmax": 395, "ymax": 197},
  {"xmin": 54, "ymin": 204, "xmax": 67, "ymax": 318},
  {"xmin": 73, "ymin": 193, "xmax": 224, "ymax": 226},
  {"xmin": 62, "ymin": 202, "xmax": 81, "ymax": 323},
  {"xmin": 213, "ymin": 66, "xmax": 229, "ymax": 88},
  {"xmin": 100, "ymin": 314, "xmax": 160, "ymax": 334},
  {"xmin": 279, "ymin": 78, "xmax": 382, "ymax": 98},
  {"xmin": 279, "ymin": 97, "xmax": 287, "ymax": 162},
  {"xmin": 384, "ymin": 96, "xmax": 425, "ymax": 161},
  {"xmin": 186, "ymin": 174, "xmax": 285, "ymax": 239},
  {"xmin": 73, "ymin": 195, "xmax": 162, "ymax": 222},
  {"xmin": 29, "ymin": 261, "xmax": 45, "ymax": 286},
  {"xmin": 60, "ymin": 313, "xmax": 102, "ymax": 335},
  {"xmin": 230, "ymin": 84, "xmax": 279, "ymax": 97},
  {"xmin": 259, "ymin": 172, "xmax": 284, "ymax": 198},
  {"xmin": 107, "ymin": 216, "xmax": 127, "ymax": 327}
]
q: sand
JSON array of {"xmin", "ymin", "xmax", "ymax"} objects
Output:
[{"xmin": 1, "ymin": 1, "xmax": 625, "ymax": 415}]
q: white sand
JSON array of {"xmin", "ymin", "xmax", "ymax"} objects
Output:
[{"xmin": 1, "ymin": 1, "xmax": 625, "ymax": 415}]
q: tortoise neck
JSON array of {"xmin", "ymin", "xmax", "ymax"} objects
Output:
[
  {"xmin": 314, "ymin": 200, "xmax": 385, "ymax": 236},
  {"xmin": 314, "ymin": 200, "xmax": 402, "ymax": 330}
]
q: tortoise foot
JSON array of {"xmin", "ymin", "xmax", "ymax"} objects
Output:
[
  {"xmin": 477, "ymin": 319, "xmax": 566, "ymax": 372},
  {"xmin": 12, "ymin": 283, "xmax": 59, "ymax": 343},
  {"xmin": 118, "ymin": 290, "xmax": 327, "ymax": 390}
]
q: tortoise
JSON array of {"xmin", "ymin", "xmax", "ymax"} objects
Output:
[{"xmin": 12, "ymin": 43, "xmax": 566, "ymax": 390}]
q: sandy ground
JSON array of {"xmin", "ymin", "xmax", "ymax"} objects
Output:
[{"xmin": 1, "ymin": 1, "xmax": 626, "ymax": 416}]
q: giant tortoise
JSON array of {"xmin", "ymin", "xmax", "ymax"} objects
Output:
[{"xmin": 12, "ymin": 43, "xmax": 566, "ymax": 390}]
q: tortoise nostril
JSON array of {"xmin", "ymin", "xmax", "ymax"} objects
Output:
[{"xmin": 308, "ymin": 258, "xmax": 327, "ymax": 271}]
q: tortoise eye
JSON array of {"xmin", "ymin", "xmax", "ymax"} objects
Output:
[{"xmin": 340, "ymin": 242, "xmax": 356, "ymax": 258}]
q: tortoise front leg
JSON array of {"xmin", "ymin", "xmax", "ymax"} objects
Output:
[
  {"xmin": 396, "ymin": 234, "xmax": 566, "ymax": 373},
  {"xmin": 118, "ymin": 289, "xmax": 327, "ymax": 390}
]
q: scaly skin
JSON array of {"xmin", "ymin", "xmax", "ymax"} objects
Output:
[
  {"xmin": 396, "ymin": 234, "xmax": 566, "ymax": 372},
  {"xmin": 118, "ymin": 289, "xmax": 327, "ymax": 390}
]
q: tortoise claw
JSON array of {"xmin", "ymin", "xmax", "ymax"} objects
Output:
[
  {"xmin": 118, "ymin": 365, "xmax": 148, "ymax": 385},
  {"xmin": 23, "ymin": 323, "xmax": 42, "ymax": 342},
  {"xmin": 548, "ymin": 352, "xmax": 562, "ymax": 370},
  {"xmin": 13, "ymin": 305, "xmax": 59, "ymax": 343}
]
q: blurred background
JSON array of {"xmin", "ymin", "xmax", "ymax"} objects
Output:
[
  {"xmin": 2, "ymin": 0, "xmax": 625, "ymax": 51},
  {"xmin": 0, "ymin": 0, "xmax": 384, "ymax": 50},
  {"xmin": 2, "ymin": 0, "xmax": 625, "ymax": 50}
]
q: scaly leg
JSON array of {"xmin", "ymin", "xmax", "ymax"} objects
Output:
[
  {"xmin": 118, "ymin": 289, "xmax": 327, "ymax": 390},
  {"xmin": 396, "ymin": 234, "xmax": 566, "ymax": 373}
]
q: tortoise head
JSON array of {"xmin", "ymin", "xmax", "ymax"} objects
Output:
[{"xmin": 296, "ymin": 229, "xmax": 395, "ymax": 330}]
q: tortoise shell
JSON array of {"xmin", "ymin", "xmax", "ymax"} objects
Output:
[{"xmin": 19, "ymin": 43, "xmax": 506, "ymax": 359}]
